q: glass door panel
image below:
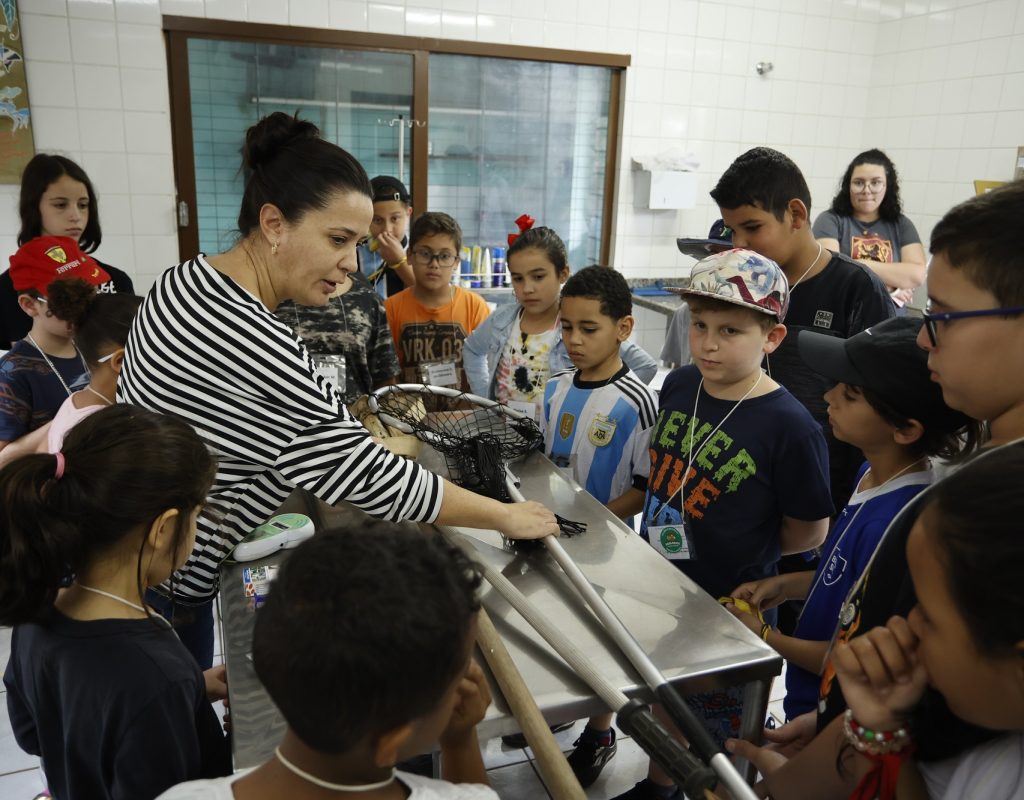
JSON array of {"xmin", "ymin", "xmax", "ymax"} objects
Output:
[
  {"xmin": 428, "ymin": 55, "xmax": 612, "ymax": 269},
  {"xmin": 187, "ymin": 39, "xmax": 413, "ymax": 255}
]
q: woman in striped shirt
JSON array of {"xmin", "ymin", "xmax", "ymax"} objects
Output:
[{"xmin": 119, "ymin": 113, "xmax": 557, "ymax": 666}]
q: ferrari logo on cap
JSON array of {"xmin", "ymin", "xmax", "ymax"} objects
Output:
[{"xmin": 45, "ymin": 246, "xmax": 68, "ymax": 264}]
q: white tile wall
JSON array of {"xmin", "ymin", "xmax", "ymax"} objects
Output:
[{"xmin": 2, "ymin": 0, "xmax": 1021, "ymax": 293}]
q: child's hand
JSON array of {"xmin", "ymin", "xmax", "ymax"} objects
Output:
[
  {"xmin": 832, "ymin": 616, "xmax": 927, "ymax": 731},
  {"xmin": 376, "ymin": 231, "xmax": 407, "ymax": 266},
  {"xmin": 731, "ymin": 575, "xmax": 788, "ymax": 610},
  {"xmin": 724, "ymin": 601, "xmax": 765, "ymax": 637},
  {"xmin": 204, "ymin": 664, "xmax": 228, "ymax": 703},
  {"xmin": 440, "ymin": 659, "xmax": 492, "ymax": 747}
]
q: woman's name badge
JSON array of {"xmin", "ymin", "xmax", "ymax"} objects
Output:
[
  {"xmin": 312, "ymin": 355, "xmax": 346, "ymax": 394},
  {"xmin": 422, "ymin": 361, "xmax": 458, "ymax": 387},
  {"xmin": 648, "ymin": 522, "xmax": 692, "ymax": 561}
]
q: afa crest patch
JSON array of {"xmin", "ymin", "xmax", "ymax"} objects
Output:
[{"xmin": 587, "ymin": 413, "xmax": 617, "ymax": 447}]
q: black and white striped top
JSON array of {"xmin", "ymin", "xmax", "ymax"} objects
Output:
[{"xmin": 119, "ymin": 256, "xmax": 444, "ymax": 601}]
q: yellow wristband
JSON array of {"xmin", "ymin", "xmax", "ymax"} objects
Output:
[
  {"xmin": 386, "ymin": 256, "xmax": 407, "ymax": 270},
  {"xmin": 760, "ymin": 622, "xmax": 772, "ymax": 641}
]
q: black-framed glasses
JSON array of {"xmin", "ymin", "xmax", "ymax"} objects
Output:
[
  {"xmin": 922, "ymin": 305, "xmax": 1024, "ymax": 347},
  {"xmin": 411, "ymin": 248, "xmax": 457, "ymax": 268}
]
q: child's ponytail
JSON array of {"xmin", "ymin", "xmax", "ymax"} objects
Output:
[
  {"xmin": 0, "ymin": 453, "xmax": 85, "ymax": 625},
  {"xmin": 0, "ymin": 405, "xmax": 216, "ymax": 626}
]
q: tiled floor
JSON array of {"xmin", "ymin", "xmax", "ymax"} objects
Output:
[{"xmin": 0, "ymin": 621, "xmax": 786, "ymax": 800}]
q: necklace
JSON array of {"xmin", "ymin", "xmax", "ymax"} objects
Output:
[
  {"xmin": 655, "ymin": 371, "xmax": 763, "ymax": 517},
  {"xmin": 26, "ymin": 333, "xmax": 87, "ymax": 398},
  {"xmin": 275, "ymin": 747, "xmax": 397, "ymax": 792},
  {"xmin": 85, "ymin": 385, "xmax": 114, "ymax": 405},
  {"xmin": 76, "ymin": 583, "xmax": 147, "ymax": 614},
  {"xmin": 790, "ymin": 241, "xmax": 824, "ymax": 290}
]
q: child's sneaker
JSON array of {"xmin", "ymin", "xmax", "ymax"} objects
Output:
[
  {"xmin": 610, "ymin": 778, "xmax": 680, "ymax": 800},
  {"xmin": 566, "ymin": 725, "xmax": 617, "ymax": 787}
]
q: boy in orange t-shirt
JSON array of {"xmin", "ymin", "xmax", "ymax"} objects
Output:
[{"xmin": 385, "ymin": 212, "xmax": 489, "ymax": 392}]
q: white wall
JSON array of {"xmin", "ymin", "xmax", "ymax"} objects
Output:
[{"xmin": 3, "ymin": 0, "xmax": 1021, "ymax": 293}]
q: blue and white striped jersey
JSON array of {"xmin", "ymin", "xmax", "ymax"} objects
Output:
[{"xmin": 542, "ymin": 365, "xmax": 657, "ymax": 505}]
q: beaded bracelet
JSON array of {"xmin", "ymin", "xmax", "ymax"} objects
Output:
[{"xmin": 842, "ymin": 709, "xmax": 912, "ymax": 755}]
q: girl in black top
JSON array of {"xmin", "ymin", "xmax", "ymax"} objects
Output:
[{"xmin": 1, "ymin": 405, "xmax": 231, "ymax": 800}]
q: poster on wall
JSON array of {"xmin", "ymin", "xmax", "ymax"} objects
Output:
[{"xmin": 0, "ymin": 0, "xmax": 33, "ymax": 184}]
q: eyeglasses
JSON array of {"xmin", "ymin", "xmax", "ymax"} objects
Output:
[
  {"xmin": 411, "ymin": 248, "xmax": 457, "ymax": 268},
  {"xmin": 922, "ymin": 305, "xmax": 1024, "ymax": 347},
  {"xmin": 851, "ymin": 178, "xmax": 886, "ymax": 191}
]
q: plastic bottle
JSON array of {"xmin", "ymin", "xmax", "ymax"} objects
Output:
[{"xmin": 491, "ymin": 246, "xmax": 506, "ymax": 287}]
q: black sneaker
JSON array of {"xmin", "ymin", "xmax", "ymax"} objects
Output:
[
  {"xmin": 609, "ymin": 779, "xmax": 680, "ymax": 800},
  {"xmin": 500, "ymin": 720, "xmax": 575, "ymax": 749},
  {"xmin": 566, "ymin": 726, "xmax": 618, "ymax": 788}
]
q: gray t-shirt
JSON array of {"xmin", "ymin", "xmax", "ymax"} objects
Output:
[
  {"xmin": 660, "ymin": 302, "xmax": 691, "ymax": 367},
  {"xmin": 812, "ymin": 210, "xmax": 921, "ymax": 264}
]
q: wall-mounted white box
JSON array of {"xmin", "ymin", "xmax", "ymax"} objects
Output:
[{"xmin": 633, "ymin": 170, "xmax": 698, "ymax": 209}]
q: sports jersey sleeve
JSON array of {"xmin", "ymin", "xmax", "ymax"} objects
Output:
[{"xmin": 629, "ymin": 417, "xmax": 654, "ymax": 490}]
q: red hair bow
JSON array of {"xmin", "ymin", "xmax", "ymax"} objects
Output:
[{"xmin": 507, "ymin": 213, "xmax": 536, "ymax": 247}]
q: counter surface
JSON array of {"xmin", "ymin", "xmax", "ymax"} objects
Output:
[{"xmin": 221, "ymin": 450, "xmax": 782, "ymax": 771}]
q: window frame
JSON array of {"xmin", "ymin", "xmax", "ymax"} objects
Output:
[{"xmin": 163, "ymin": 16, "xmax": 629, "ymax": 264}]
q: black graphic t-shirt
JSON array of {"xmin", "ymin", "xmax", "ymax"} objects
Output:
[{"xmin": 768, "ymin": 254, "xmax": 894, "ymax": 507}]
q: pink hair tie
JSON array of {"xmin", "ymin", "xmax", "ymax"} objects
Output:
[{"xmin": 54, "ymin": 452, "xmax": 65, "ymax": 480}]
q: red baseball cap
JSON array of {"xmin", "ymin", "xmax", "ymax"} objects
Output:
[{"xmin": 10, "ymin": 236, "xmax": 110, "ymax": 295}]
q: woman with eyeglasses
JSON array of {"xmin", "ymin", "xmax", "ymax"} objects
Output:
[
  {"xmin": 118, "ymin": 113, "xmax": 558, "ymax": 667},
  {"xmin": 814, "ymin": 149, "xmax": 926, "ymax": 310}
]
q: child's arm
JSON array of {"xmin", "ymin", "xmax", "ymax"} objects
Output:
[
  {"xmin": 463, "ymin": 317, "xmax": 496, "ymax": 398},
  {"xmin": 439, "ymin": 659, "xmax": 492, "ymax": 786},
  {"xmin": 727, "ymin": 604, "xmax": 831, "ymax": 674},
  {"xmin": 779, "ymin": 515, "xmax": 829, "ymax": 555},
  {"xmin": 0, "ymin": 422, "xmax": 52, "ymax": 465},
  {"xmin": 731, "ymin": 571, "xmax": 815, "ymax": 609},
  {"xmin": 605, "ymin": 487, "xmax": 646, "ymax": 520}
]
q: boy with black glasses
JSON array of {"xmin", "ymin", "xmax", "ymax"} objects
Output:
[{"xmin": 385, "ymin": 212, "xmax": 490, "ymax": 392}]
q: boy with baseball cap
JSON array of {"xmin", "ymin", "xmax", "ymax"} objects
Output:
[
  {"xmin": 0, "ymin": 236, "xmax": 109, "ymax": 454},
  {"xmin": 616, "ymin": 249, "xmax": 833, "ymax": 800},
  {"xmin": 361, "ymin": 175, "xmax": 415, "ymax": 298},
  {"xmin": 723, "ymin": 317, "xmax": 975, "ymax": 721}
]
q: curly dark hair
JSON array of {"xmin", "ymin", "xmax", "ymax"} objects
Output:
[
  {"xmin": 47, "ymin": 279, "xmax": 142, "ymax": 365},
  {"xmin": 560, "ymin": 264, "xmax": 632, "ymax": 320},
  {"xmin": 829, "ymin": 149, "xmax": 903, "ymax": 222},
  {"xmin": 252, "ymin": 522, "xmax": 483, "ymax": 754}
]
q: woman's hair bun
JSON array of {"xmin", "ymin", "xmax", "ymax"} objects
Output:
[{"xmin": 243, "ymin": 112, "xmax": 321, "ymax": 171}]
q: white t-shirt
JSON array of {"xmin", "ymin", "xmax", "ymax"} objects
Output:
[
  {"xmin": 156, "ymin": 769, "xmax": 499, "ymax": 799},
  {"xmin": 920, "ymin": 732, "xmax": 1024, "ymax": 800}
]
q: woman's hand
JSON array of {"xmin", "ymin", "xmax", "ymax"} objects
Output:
[
  {"xmin": 497, "ymin": 501, "xmax": 559, "ymax": 540},
  {"xmin": 832, "ymin": 616, "xmax": 927, "ymax": 731},
  {"xmin": 440, "ymin": 659, "xmax": 492, "ymax": 747}
]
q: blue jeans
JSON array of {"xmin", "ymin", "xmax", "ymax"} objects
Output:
[{"xmin": 146, "ymin": 589, "xmax": 215, "ymax": 669}]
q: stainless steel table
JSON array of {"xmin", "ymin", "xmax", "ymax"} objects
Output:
[{"xmin": 220, "ymin": 451, "xmax": 782, "ymax": 776}]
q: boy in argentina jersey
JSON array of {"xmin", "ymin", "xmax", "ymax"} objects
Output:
[
  {"xmin": 623, "ymin": 251, "xmax": 832, "ymax": 799},
  {"xmin": 540, "ymin": 265, "xmax": 657, "ymax": 787},
  {"xmin": 542, "ymin": 266, "xmax": 657, "ymax": 517}
]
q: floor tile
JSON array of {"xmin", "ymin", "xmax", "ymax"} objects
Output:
[
  {"xmin": 0, "ymin": 767, "xmax": 46, "ymax": 797},
  {"xmin": 0, "ymin": 693, "xmax": 41, "ymax": 776},
  {"xmin": 480, "ymin": 735, "xmax": 531, "ymax": 770},
  {"xmin": 486, "ymin": 757, "xmax": 552, "ymax": 799}
]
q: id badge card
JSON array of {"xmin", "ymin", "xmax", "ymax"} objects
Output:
[
  {"xmin": 508, "ymin": 399, "xmax": 539, "ymax": 422},
  {"xmin": 422, "ymin": 360, "xmax": 458, "ymax": 387},
  {"xmin": 648, "ymin": 519, "xmax": 693, "ymax": 561},
  {"xmin": 312, "ymin": 355, "xmax": 346, "ymax": 394}
]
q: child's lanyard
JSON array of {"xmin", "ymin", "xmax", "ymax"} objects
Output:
[{"xmin": 647, "ymin": 370, "xmax": 761, "ymax": 557}]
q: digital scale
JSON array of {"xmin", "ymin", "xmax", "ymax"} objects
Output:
[{"xmin": 232, "ymin": 513, "xmax": 316, "ymax": 562}]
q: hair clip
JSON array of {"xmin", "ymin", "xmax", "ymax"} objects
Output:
[{"xmin": 507, "ymin": 213, "xmax": 536, "ymax": 246}]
